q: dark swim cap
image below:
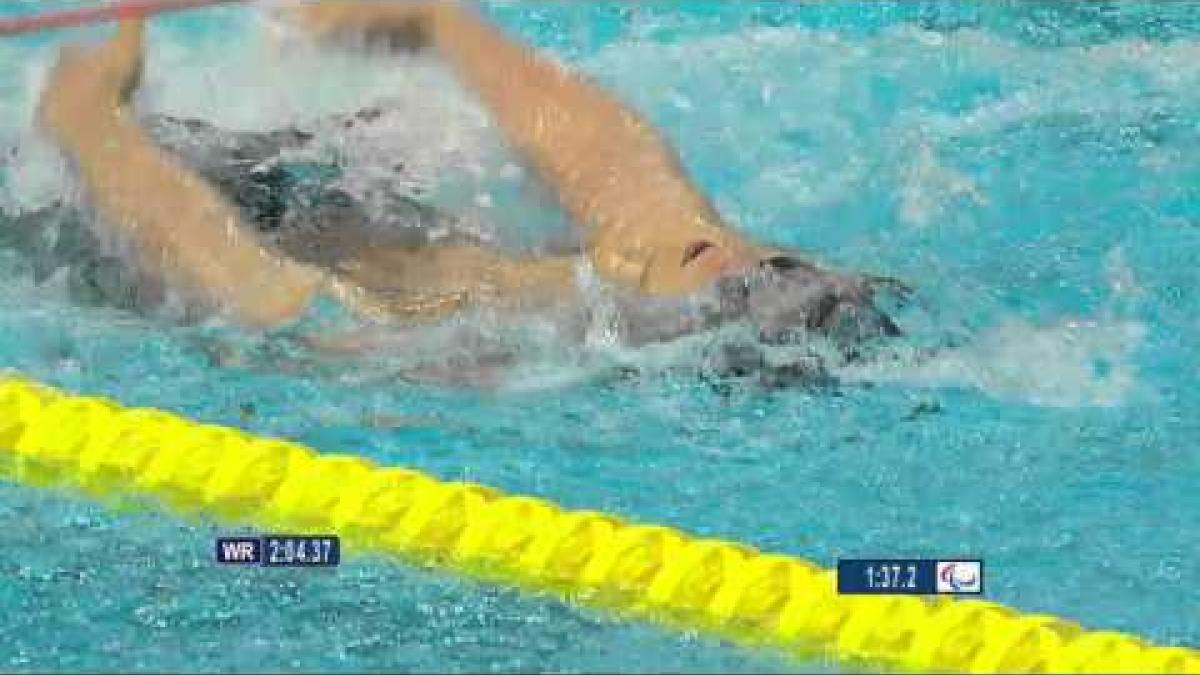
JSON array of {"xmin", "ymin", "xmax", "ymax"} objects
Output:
[{"xmin": 717, "ymin": 254, "xmax": 904, "ymax": 345}]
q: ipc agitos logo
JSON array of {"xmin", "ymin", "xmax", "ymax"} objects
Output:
[{"xmin": 936, "ymin": 560, "xmax": 983, "ymax": 594}]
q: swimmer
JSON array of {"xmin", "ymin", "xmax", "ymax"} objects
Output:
[{"xmin": 34, "ymin": 1, "xmax": 902, "ymax": 359}]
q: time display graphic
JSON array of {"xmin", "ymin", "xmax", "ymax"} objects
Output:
[
  {"xmin": 216, "ymin": 535, "xmax": 341, "ymax": 567},
  {"xmin": 837, "ymin": 559, "xmax": 984, "ymax": 595},
  {"xmin": 264, "ymin": 535, "xmax": 339, "ymax": 567}
]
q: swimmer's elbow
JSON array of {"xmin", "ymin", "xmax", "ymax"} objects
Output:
[
  {"xmin": 228, "ymin": 296, "xmax": 306, "ymax": 330},
  {"xmin": 221, "ymin": 265, "xmax": 325, "ymax": 330}
]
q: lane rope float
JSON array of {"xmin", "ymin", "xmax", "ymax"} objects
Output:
[{"xmin": 1, "ymin": 374, "xmax": 1197, "ymax": 673}]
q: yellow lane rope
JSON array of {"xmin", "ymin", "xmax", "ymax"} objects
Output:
[{"xmin": 1, "ymin": 374, "xmax": 1196, "ymax": 674}]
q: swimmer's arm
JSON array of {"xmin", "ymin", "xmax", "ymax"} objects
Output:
[
  {"xmin": 293, "ymin": 2, "xmax": 748, "ymax": 291},
  {"xmin": 333, "ymin": 243, "xmax": 581, "ymax": 321},
  {"xmin": 38, "ymin": 22, "xmax": 322, "ymax": 328},
  {"xmin": 69, "ymin": 120, "xmax": 323, "ymax": 326}
]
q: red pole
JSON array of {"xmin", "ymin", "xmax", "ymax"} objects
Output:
[{"xmin": 0, "ymin": 0, "xmax": 248, "ymax": 36}]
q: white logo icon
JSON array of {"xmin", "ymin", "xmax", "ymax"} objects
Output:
[{"xmin": 936, "ymin": 560, "xmax": 982, "ymax": 594}]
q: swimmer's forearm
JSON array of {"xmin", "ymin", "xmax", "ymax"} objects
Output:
[
  {"xmin": 64, "ymin": 114, "xmax": 322, "ymax": 327},
  {"xmin": 425, "ymin": 5, "xmax": 726, "ymax": 283}
]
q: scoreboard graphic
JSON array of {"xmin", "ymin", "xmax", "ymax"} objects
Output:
[
  {"xmin": 216, "ymin": 535, "xmax": 340, "ymax": 568},
  {"xmin": 837, "ymin": 559, "xmax": 984, "ymax": 595}
]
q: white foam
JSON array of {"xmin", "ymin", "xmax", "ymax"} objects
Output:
[
  {"xmin": 7, "ymin": 13, "xmax": 1198, "ymax": 222},
  {"xmin": 897, "ymin": 143, "xmax": 987, "ymax": 229},
  {"xmin": 1, "ymin": 6, "xmax": 515, "ymax": 217},
  {"xmin": 839, "ymin": 315, "xmax": 1146, "ymax": 407}
]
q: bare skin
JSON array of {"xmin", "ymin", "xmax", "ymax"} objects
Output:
[
  {"xmin": 38, "ymin": 20, "xmax": 322, "ymax": 328},
  {"xmin": 36, "ymin": 1, "xmax": 814, "ymax": 331}
]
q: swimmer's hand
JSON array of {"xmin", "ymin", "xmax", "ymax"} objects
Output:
[
  {"xmin": 38, "ymin": 20, "xmax": 145, "ymax": 147},
  {"xmin": 281, "ymin": 0, "xmax": 448, "ymax": 49}
]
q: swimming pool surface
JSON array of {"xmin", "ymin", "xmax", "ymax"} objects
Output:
[{"xmin": 1, "ymin": 1, "xmax": 1198, "ymax": 672}]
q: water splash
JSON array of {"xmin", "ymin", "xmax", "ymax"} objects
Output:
[
  {"xmin": 840, "ymin": 315, "xmax": 1145, "ymax": 408},
  {"xmin": 0, "ymin": 7, "xmax": 1190, "ymax": 408}
]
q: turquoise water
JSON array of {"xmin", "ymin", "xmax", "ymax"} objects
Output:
[{"xmin": 2, "ymin": 1, "xmax": 1199, "ymax": 672}]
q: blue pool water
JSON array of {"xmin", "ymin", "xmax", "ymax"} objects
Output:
[{"xmin": 1, "ymin": 1, "xmax": 1198, "ymax": 671}]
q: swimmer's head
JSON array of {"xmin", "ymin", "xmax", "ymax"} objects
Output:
[
  {"xmin": 607, "ymin": 231, "xmax": 905, "ymax": 349},
  {"xmin": 711, "ymin": 249, "xmax": 905, "ymax": 346}
]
